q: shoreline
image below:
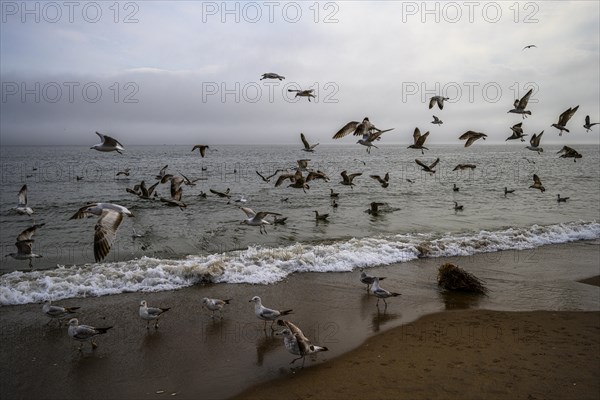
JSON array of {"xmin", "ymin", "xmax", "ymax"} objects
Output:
[{"xmin": 0, "ymin": 241, "xmax": 599, "ymax": 399}]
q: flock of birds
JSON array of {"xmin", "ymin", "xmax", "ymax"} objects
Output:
[{"xmin": 40, "ymin": 267, "xmax": 396, "ymax": 366}]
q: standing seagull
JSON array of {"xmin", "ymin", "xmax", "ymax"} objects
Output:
[
  {"xmin": 300, "ymin": 133, "xmax": 319, "ymax": 152},
  {"xmin": 529, "ymin": 174, "xmax": 546, "ymax": 193},
  {"xmin": 507, "ymin": 88, "xmax": 533, "ymax": 118},
  {"xmin": 431, "ymin": 115, "xmax": 443, "ymax": 125},
  {"xmin": 69, "ymin": 203, "xmax": 134, "ymax": 262},
  {"xmin": 429, "ymin": 96, "xmax": 449, "ymax": 110},
  {"xmin": 275, "ymin": 319, "xmax": 328, "ymax": 367},
  {"xmin": 360, "ymin": 269, "xmax": 386, "ymax": 291},
  {"xmin": 371, "ymin": 277, "xmax": 401, "ymax": 308},
  {"xmin": 192, "ymin": 144, "xmax": 209, "ymax": 157},
  {"xmin": 407, "ymin": 127, "xmax": 430, "ymax": 154},
  {"xmin": 288, "ymin": 89, "xmax": 315, "ymax": 102},
  {"xmin": 139, "ymin": 300, "xmax": 170, "ymax": 329},
  {"xmin": 68, "ymin": 318, "xmax": 112, "ymax": 351},
  {"xmin": 239, "ymin": 207, "xmax": 281, "ymax": 234},
  {"xmin": 526, "ymin": 131, "xmax": 544, "ymax": 153},
  {"xmin": 260, "ymin": 73, "xmax": 285, "ymax": 80},
  {"xmin": 91, "ymin": 132, "xmax": 125, "ymax": 154},
  {"xmin": 551, "ymin": 106, "xmax": 579, "ymax": 135},
  {"xmin": 14, "ymin": 184, "xmax": 34, "ymax": 216},
  {"xmin": 459, "ymin": 131, "xmax": 487, "ymax": 147},
  {"xmin": 583, "ymin": 115, "xmax": 599, "ymax": 132},
  {"xmin": 6, "ymin": 223, "xmax": 45, "ymax": 268},
  {"xmin": 202, "ymin": 297, "xmax": 232, "ymax": 319},
  {"xmin": 249, "ymin": 296, "xmax": 293, "ymax": 331},
  {"xmin": 42, "ymin": 300, "xmax": 80, "ymax": 326}
]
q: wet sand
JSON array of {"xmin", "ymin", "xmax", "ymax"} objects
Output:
[{"xmin": 0, "ymin": 241, "xmax": 599, "ymax": 399}]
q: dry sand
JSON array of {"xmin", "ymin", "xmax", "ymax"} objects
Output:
[{"xmin": 235, "ymin": 309, "xmax": 600, "ymax": 400}]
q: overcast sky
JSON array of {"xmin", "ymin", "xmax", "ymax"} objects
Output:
[{"xmin": 1, "ymin": 1, "xmax": 599, "ymax": 146}]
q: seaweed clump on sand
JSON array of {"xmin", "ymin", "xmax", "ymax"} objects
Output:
[{"xmin": 437, "ymin": 263, "xmax": 487, "ymax": 294}]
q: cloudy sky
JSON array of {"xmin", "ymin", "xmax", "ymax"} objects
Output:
[{"xmin": 1, "ymin": 1, "xmax": 599, "ymax": 146}]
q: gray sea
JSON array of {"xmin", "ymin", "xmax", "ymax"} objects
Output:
[{"xmin": 1, "ymin": 143, "xmax": 599, "ymax": 304}]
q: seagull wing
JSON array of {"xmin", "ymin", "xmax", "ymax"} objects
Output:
[
  {"xmin": 464, "ymin": 136, "xmax": 478, "ymax": 147},
  {"xmin": 559, "ymin": 105, "xmax": 579, "ymax": 125},
  {"xmin": 300, "ymin": 133, "xmax": 310, "ymax": 149},
  {"xmin": 101, "ymin": 134, "xmax": 123, "ymax": 148},
  {"xmin": 255, "ymin": 211, "xmax": 281, "ymax": 220},
  {"xmin": 429, "ymin": 158, "xmax": 440, "ymax": 169},
  {"xmin": 416, "ymin": 131, "xmax": 430, "ymax": 146},
  {"xmin": 428, "ymin": 97, "xmax": 437, "ymax": 109},
  {"xmin": 415, "ymin": 159, "xmax": 428, "ymax": 169},
  {"xmin": 585, "ymin": 115, "xmax": 591, "ymax": 125},
  {"xmin": 15, "ymin": 240, "xmax": 33, "ymax": 255},
  {"xmin": 17, "ymin": 185, "xmax": 27, "ymax": 206},
  {"xmin": 533, "ymin": 174, "xmax": 542, "ymax": 185},
  {"xmin": 94, "ymin": 210, "xmax": 124, "ymax": 262},
  {"xmin": 332, "ymin": 121, "xmax": 360, "ymax": 139},
  {"xmin": 240, "ymin": 207, "xmax": 256, "ymax": 218},
  {"xmin": 518, "ymin": 88, "xmax": 533, "ymax": 109},
  {"xmin": 69, "ymin": 204, "xmax": 96, "ymax": 220},
  {"xmin": 274, "ymin": 174, "xmax": 294, "ymax": 187}
]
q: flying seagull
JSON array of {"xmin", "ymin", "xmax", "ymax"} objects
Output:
[
  {"xmin": 288, "ymin": 89, "xmax": 315, "ymax": 102},
  {"xmin": 507, "ymin": 88, "xmax": 533, "ymax": 118},
  {"xmin": 249, "ymin": 296, "xmax": 293, "ymax": 330},
  {"xmin": 14, "ymin": 184, "xmax": 34, "ymax": 216},
  {"xmin": 340, "ymin": 170, "xmax": 362, "ymax": 187},
  {"xmin": 431, "ymin": 115, "xmax": 443, "ymax": 125},
  {"xmin": 583, "ymin": 115, "xmax": 599, "ymax": 132},
  {"xmin": 551, "ymin": 106, "xmax": 579, "ymax": 135},
  {"xmin": 116, "ymin": 168, "xmax": 130, "ymax": 177},
  {"xmin": 459, "ymin": 131, "xmax": 487, "ymax": 147},
  {"xmin": 68, "ymin": 318, "xmax": 112, "ymax": 351},
  {"xmin": 529, "ymin": 174, "xmax": 545, "ymax": 192},
  {"xmin": 429, "ymin": 96, "xmax": 449, "ymax": 110},
  {"xmin": 6, "ymin": 223, "xmax": 45, "ymax": 268},
  {"xmin": 407, "ymin": 127, "xmax": 430, "ymax": 154},
  {"xmin": 240, "ymin": 207, "xmax": 281, "ymax": 234},
  {"xmin": 332, "ymin": 117, "xmax": 381, "ymax": 139},
  {"xmin": 300, "ymin": 133, "xmax": 319, "ymax": 152},
  {"xmin": 91, "ymin": 132, "xmax": 124, "ymax": 154},
  {"xmin": 139, "ymin": 300, "xmax": 171, "ymax": 329},
  {"xmin": 357, "ymin": 128, "xmax": 394, "ymax": 154},
  {"xmin": 526, "ymin": 131, "xmax": 544, "ymax": 153},
  {"xmin": 522, "ymin": 44, "xmax": 537, "ymax": 50},
  {"xmin": 192, "ymin": 144, "xmax": 209, "ymax": 157},
  {"xmin": 260, "ymin": 73, "xmax": 285, "ymax": 80},
  {"xmin": 370, "ymin": 173, "xmax": 390, "ymax": 188},
  {"xmin": 556, "ymin": 146, "xmax": 582, "ymax": 162},
  {"xmin": 69, "ymin": 203, "xmax": 134, "ymax": 262},
  {"xmin": 506, "ymin": 122, "xmax": 528, "ymax": 142},
  {"xmin": 415, "ymin": 158, "xmax": 440, "ymax": 173}
]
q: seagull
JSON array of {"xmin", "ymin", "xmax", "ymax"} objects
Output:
[
  {"xmin": 332, "ymin": 117, "xmax": 381, "ymax": 139},
  {"xmin": 529, "ymin": 174, "xmax": 545, "ymax": 193},
  {"xmin": 210, "ymin": 188, "xmax": 231, "ymax": 199},
  {"xmin": 429, "ymin": 96, "xmax": 449, "ymax": 110},
  {"xmin": 306, "ymin": 170, "xmax": 329, "ymax": 183},
  {"xmin": 507, "ymin": 88, "xmax": 533, "ymax": 118},
  {"xmin": 340, "ymin": 170, "xmax": 362, "ymax": 187},
  {"xmin": 116, "ymin": 168, "xmax": 130, "ymax": 177},
  {"xmin": 454, "ymin": 201, "xmax": 464, "ymax": 211},
  {"xmin": 551, "ymin": 105, "xmax": 579, "ymax": 135},
  {"xmin": 407, "ymin": 127, "xmax": 430, "ymax": 155},
  {"xmin": 128, "ymin": 180, "xmax": 159, "ymax": 199},
  {"xmin": 431, "ymin": 115, "xmax": 443, "ymax": 125},
  {"xmin": 69, "ymin": 203, "xmax": 134, "ymax": 262},
  {"xmin": 366, "ymin": 202, "xmax": 385, "ymax": 215},
  {"xmin": 6, "ymin": 223, "xmax": 45, "ymax": 268},
  {"xmin": 556, "ymin": 146, "xmax": 582, "ymax": 162},
  {"xmin": 415, "ymin": 158, "xmax": 440, "ymax": 174},
  {"xmin": 91, "ymin": 132, "xmax": 124, "ymax": 154},
  {"xmin": 370, "ymin": 173, "xmax": 389, "ymax": 188},
  {"xmin": 273, "ymin": 215, "xmax": 288, "ymax": 225},
  {"xmin": 275, "ymin": 170, "xmax": 310, "ymax": 193},
  {"xmin": 506, "ymin": 122, "xmax": 528, "ymax": 141},
  {"xmin": 359, "ymin": 269, "xmax": 386, "ymax": 291},
  {"xmin": 504, "ymin": 187, "xmax": 515, "ymax": 196},
  {"xmin": 260, "ymin": 73, "xmax": 285, "ymax": 80},
  {"xmin": 459, "ymin": 131, "xmax": 487, "ymax": 147},
  {"xmin": 314, "ymin": 210, "xmax": 329, "ymax": 221},
  {"xmin": 371, "ymin": 277, "xmax": 401, "ymax": 307},
  {"xmin": 14, "ymin": 184, "xmax": 34, "ymax": 216},
  {"xmin": 331, "ymin": 199, "xmax": 338, "ymax": 208},
  {"xmin": 330, "ymin": 189, "xmax": 339, "ymax": 198},
  {"xmin": 357, "ymin": 128, "xmax": 394, "ymax": 154},
  {"xmin": 453, "ymin": 164, "xmax": 476, "ymax": 171},
  {"xmin": 139, "ymin": 300, "xmax": 170, "ymax": 329},
  {"xmin": 68, "ymin": 318, "xmax": 112, "ymax": 351},
  {"xmin": 522, "ymin": 44, "xmax": 537, "ymax": 50},
  {"xmin": 557, "ymin": 194, "xmax": 569, "ymax": 203},
  {"xmin": 178, "ymin": 171, "xmax": 203, "ymax": 186},
  {"xmin": 42, "ymin": 300, "xmax": 80, "ymax": 326},
  {"xmin": 256, "ymin": 169, "xmax": 283, "ymax": 183},
  {"xmin": 296, "ymin": 159, "xmax": 311, "ymax": 171},
  {"xmin": 249, "ymin": 296, "xmax": 293, "ymax": 330},
  {"xmin": 240, "ymin": 207, "xmax": 281, "ymax": 234},
  {"xmin": 155, "ymin": 165, "xmax": 173, "ymax": 182},
  {"xmin": 526, "ymin": 131, "xmax": 544, "ymax": 153},
  {"xmin": 275, "ymin": 319, "xmax": 328, "ymax": 366},
  {"xmin": 583, "ymin": 115, "xmax": 599, "ymax": 132},
  {"xmin": 300, "ymin": 133, "xmax": 319, "ymax": 152},
  {"xmin": 202, "ymin": 297, "xmax": 232, "ymax": 319},
  {"xmin": 288, "ymin": 89, "xmax": 315, "ymax": 102},
  {"xmin": 192, "ymin": 144, "xmax": 209, "ymax": 157},
  {"xmin": 453, "ymin": 183, "xmax": 459, "ymax": 192}
]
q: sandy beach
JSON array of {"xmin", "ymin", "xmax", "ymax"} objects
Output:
[{"xmin": 1, "ymin": 241, "xmax": 599, "ymax": 399}]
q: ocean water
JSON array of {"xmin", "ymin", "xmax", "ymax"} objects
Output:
[{"xmin": 1, "ymin": 144, "xmax": 599, "ymax": 305}]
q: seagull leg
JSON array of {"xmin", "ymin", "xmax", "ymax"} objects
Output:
[
  {"xmin": 146, "ymin": 320, "xmax": 150, "ymax": 330},
  {"xmin": 91, "ymin": 341, "xmax": 97, "ymax": 349},
  {"xmin": 155, "ymin": 320, "xmax": 159, "ymax": 329}
]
